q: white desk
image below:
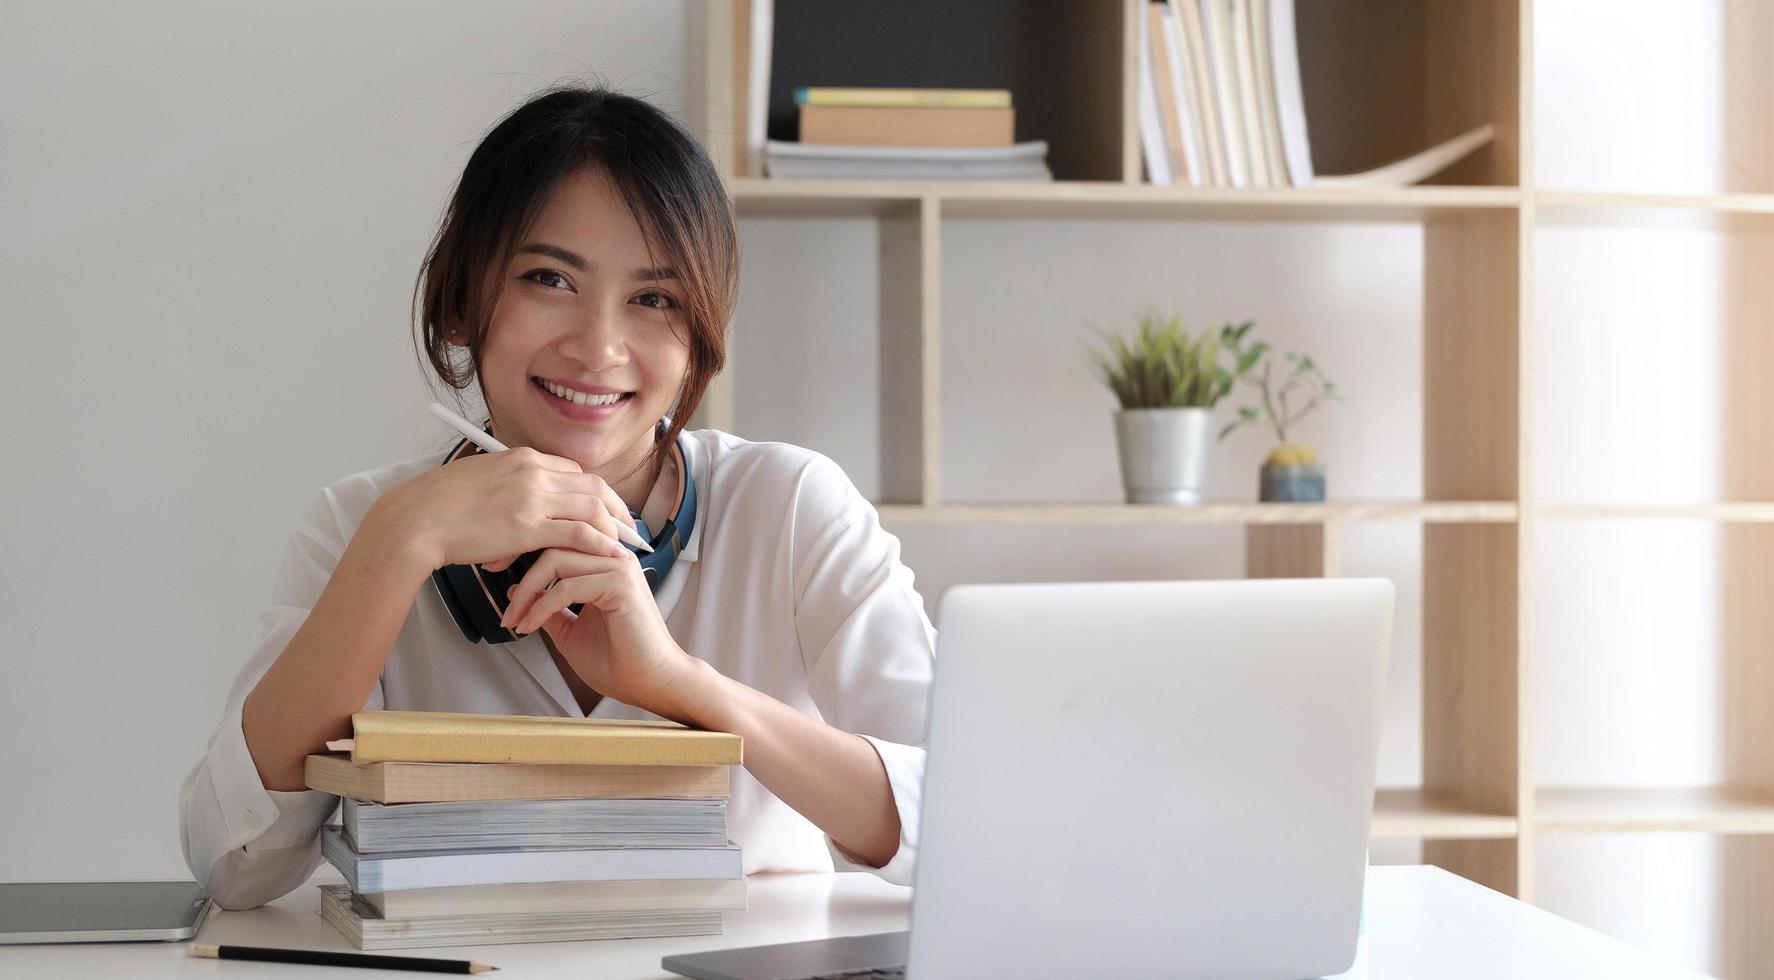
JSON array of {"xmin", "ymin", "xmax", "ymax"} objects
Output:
[{"xmin": 0, "ymin": 865, "xmax": 1707, "ymax": 979}]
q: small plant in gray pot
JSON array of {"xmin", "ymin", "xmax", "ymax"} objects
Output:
[
  {"xmin": 1218, "ymin": 329, "xmax": 1342, "ymax": 502},
  {"xmin": 1084, "ymin": 310, "xmax": 1258, "ymax": 505}
]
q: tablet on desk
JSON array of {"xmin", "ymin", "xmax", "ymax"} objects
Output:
[{"xmin": 0, "ymin": 881, "xmax": 212, "ymax": 944}]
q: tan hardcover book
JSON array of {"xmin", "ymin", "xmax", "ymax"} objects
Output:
[
  {"xmin": 344, "ymin": 711, "xmax": 743, "ymax": 767},
  {"xmin": 304, "ymin": 754, "xmax": 731, "ymax": 804},
  {"xmin": 363, "ymin": 877, "xmax": 748, "ymax": 919},
  {"xmin": 799, "ymin": 105, "xmax": 1014, "ymax": 147}
]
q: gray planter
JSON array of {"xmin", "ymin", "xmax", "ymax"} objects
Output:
[
  {"xmin": 1114, "ymin": 407, "xmax": 1212, "ymax": 505},
  {"xmin": 1260, "ymin": 462, "xmax": 1326, "ymax": 502}
]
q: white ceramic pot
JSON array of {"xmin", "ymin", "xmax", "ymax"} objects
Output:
[{"xmin": 1114, "ymin": 407, "xmax": 1212, "ymax": 505}]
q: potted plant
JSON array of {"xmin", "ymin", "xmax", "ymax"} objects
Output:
[
  {"xmin": 1084, "ymin": 310, "xmax": 1259, "ymax": 505},
  {"xmin": 1217, "ymin": 328, "xmax": 1341, "ymax": 502}
]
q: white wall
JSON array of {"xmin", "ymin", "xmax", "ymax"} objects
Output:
[{"xmin": 0, "ymin": 1, "xmax": 1737, "ymax": 975}]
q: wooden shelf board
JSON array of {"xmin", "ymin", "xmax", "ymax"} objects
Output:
[
  {"xmin": 1536, "ymin": 787, "xmax": 1774, "ymax": 835},
  {"xmin": 1372, "ymin": 788, "xmax": 1519, "ymax": 840},
  {"xmin": 731, "ymin": 177, "xmax": 1521, "ymax": 222},
  {"xmin": 1538, "ymin": 188, "xmax": 1774, "ymax": 214},
  {"xmin": 1536, "ymin": 189, "xmax": 1774, "ymax": 230},
  {"xmin": 1538, "ymin": 502, "xmax": 1774, "ymax": 521},
  {"xmin": 874, "ymin": 501, "xmax": 1519, "ymax": 526}
]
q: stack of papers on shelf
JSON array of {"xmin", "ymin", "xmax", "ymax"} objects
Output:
[{"xmin": 765, "ymin": 139, "xmax": 1053, "ymax": 181}]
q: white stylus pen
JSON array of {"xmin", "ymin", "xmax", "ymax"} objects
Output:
[{"xmin": 427, "ymin": 402, "xmax": 654, "ymax": 553}]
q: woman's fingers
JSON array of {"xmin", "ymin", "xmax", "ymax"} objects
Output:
[
  {"xmin": 511, "ymin": 563, "xmax": 625, "ymax": 635},
  {"xmin": 547, "ymin": 493, "xmax": 632, "ymax": 558},
  {"xmin": 503, "ymin": 550, "xmax": 625, "ymax": 633},
  {"xmin": 558, "ymin": 472, "xmax": 643, "ymax": 538}
]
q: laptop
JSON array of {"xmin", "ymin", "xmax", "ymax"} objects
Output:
[
  {"xmin": 664, "ymin": 577, "xmax": 1394, "ymax": 980},
  {"xmin": 0, "ymin": 881, "xmax": 212, "ymax": 944}
]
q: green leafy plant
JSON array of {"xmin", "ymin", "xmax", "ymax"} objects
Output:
[
  {"xmin": 1217, "ymin": 330, "xmax": 1341, "ymax": 466},
  {"xmin": 1083, "ymin": 308, "xmax": 1260, "ymax": 409}
]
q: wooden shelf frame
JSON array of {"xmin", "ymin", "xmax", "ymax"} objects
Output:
[
  {"xmin": 694, "ymin": 2, "xmax": 1774, "ymax": 974},
  {"xmin": 876, "ymin": 501, "xmax": 1518, "ymax": 526},
  {"xmin": 1536, "ymin": 787, "xmax": 1774, "ymax": 836}
]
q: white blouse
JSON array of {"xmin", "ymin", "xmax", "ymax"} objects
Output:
[{"xmin": 179, "ymin": 428, "xmax": 937, "ymax": 910}]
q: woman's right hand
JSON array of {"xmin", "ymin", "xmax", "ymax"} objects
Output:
[{"xmin": 373, "ymin": 446, "xmax": 637, "ymax": 572}]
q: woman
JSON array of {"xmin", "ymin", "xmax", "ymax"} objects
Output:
[{"xmin": 179, "ymin": 85, "xmax": 935, "ymax": 911}]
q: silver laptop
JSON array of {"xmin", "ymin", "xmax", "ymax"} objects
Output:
[
  {"xmin": 0, "ymin": 881, "xmax": 212, "ymax": 943},
  {"xmin": 665, "ymin": 577, "xmax": 1394, "ymax": 980}
]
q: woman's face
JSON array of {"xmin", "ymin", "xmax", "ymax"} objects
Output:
[{"xmin": 477, "ymin": 165, "xmax": 691, "ymax": 494}]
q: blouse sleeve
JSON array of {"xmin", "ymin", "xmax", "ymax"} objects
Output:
[
  {"xmin": 789, "ymin": 454, "xmax": 937, "ymax": 886},
  {"xmin": 178, "ymin": 490, "xmax": 385, "ymax": 910}
]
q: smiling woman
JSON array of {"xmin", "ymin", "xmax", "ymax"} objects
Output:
[
  {"xmin": 179, "ymin": 85, "xmax": 937, "ymax": 911},
  {"xmin": 412, "ymin": 87, "xmax": 738, "ymax": 502}
]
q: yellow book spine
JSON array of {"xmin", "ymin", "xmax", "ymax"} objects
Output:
[
  {"xmin": 347, "ymin": 712, "xmax": 743, "ymax": 767},
  {"xmin": 352, "ymin": 731, "xmax": 741, "ymax": 766},
  {"xmin": 797, "ymin": 87, "xmax": 1011, "ymax": 109}
]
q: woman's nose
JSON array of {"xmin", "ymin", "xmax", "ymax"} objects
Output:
[{"xmin": 557, "ymin": 305, "xmax": 629, "ymax": 366}]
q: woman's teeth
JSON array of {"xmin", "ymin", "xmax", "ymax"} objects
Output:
[{"xmin": 537, "ymin": 378, "xmax": 628, "ymax": 406}]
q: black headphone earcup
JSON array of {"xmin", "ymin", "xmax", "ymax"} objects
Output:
[{"xmin": 431, "ymin": 564, "xmax": 500, "ymax": 643}]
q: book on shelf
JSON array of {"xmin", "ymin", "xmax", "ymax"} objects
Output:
[
  {"xmin": 337, "ymin": 710, "xmax": 743, "ymax": 767},
  {"xmin": 319, "ymin": 885, "xmax": 724, "ymax": 950},
  {"xmin": 1140, "ymin": 0, "xmax": 1490, "ymax": 189},
  {"xmin": 305, "ymin": 753, "xmax": 732, "ymax": 804},
  {"xmin": 1157, "ymin": 1, "xmax": 1208, "ymax": 186},
  {"xmin": 764, "ymin": 139, "xmax": 1052, "ymax": 181},
  {"xmin": 799, "ymin": 104, "xmax": 1014, "ymax": 148},
  {"xmin": 777, "ymin": 85, "xmax": 1043, "ymax": 178},
  {"xmin": 796, "ymin": 86, "xmax": 1011, "ymax": 108},
  {"xmin": 1146, "ymin": 2, "xmax": 1193, "ymax": 185},
  {"xmin": 1230, "ymin": 0, "xmax": 1272, "ymax": 186}
]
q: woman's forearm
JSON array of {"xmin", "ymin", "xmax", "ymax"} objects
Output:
[
  {"xmin": 653, "ymin": 657, "xmax": 902, "ymax": 868},
  {"xmin": 241, "ymin": 496, "xmax": 434, "ymax": 791}
]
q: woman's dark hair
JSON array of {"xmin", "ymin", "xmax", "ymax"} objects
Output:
[{"xmin": 412, "ymin": 84, "xmax": 738, "ymax": 480}]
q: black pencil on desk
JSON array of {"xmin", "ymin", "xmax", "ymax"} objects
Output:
[{"xmin": 188, "ymin": 943, "xmax": 498, "ymax": 974}]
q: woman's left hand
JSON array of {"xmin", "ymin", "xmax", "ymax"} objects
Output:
[{"xmin": 492, "ymin": 546, "xmax": 693, "ymax": 712}]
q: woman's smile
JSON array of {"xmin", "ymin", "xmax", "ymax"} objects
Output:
[{"xmin": 532, "ymin": 375, "xmax": 638, "ymax": 421}]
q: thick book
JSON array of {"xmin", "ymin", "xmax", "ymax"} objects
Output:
[
  {"xmin": 795, "ymin": 86, "xmax": 1011, "ymax": 109},
  {"xmin": 362, "ymin": 877, "xmax": 748, "ymax": 919},
  {"xmin": 305, "ymin": 753, "xmax": 731, "ymax": 804},
  {"xmin": 321, "ymin": 826, "xmax": 744, "ymax": 893},
  {"xmin": 343, "ymin": 711, "xmax": 743, "ymax": 767},
  {"xmin": 342, "ymin": 796, "xmax": 729, "ymax": 853},
  {"xmin": 319, "ymin": 885, "xmax": 723, "ymax": 950},
  {"xmin": 799, "ymin": 105, "xmax": 1014, "ymax": 147}
]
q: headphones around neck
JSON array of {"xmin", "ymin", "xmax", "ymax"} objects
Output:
[{"xmin": 429, "ymin": 418, "xmax": 698, "ymax": 644}]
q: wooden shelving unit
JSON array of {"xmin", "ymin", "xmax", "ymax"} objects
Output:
[{"xmin": 694, "ymin": 2, "xmax": 1774, "ymax": 975}]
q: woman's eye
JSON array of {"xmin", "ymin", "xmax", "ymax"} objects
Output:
[
  {"xmin": 522, "ymin": 269, "xmax": 572, "ymax": 290},
  {"xmin": 635, "ymin": 291, "xmax": 679, "ymax": 311}
]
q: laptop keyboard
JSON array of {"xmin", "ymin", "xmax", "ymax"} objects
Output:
[{"xmin": 793, "ymin": 969, "xmax": 905, "ymax": 980}]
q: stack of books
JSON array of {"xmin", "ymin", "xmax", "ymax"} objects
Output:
[
  {"xmin": 304, "ymin": 710, "xmax": 746, "ymax": 949},
  {"xmin": 1138, "ymin": 0, "xmax": 1491, "ymax": 189},
  {"xmin": 766, "ymin": 86, "xmax": 1052, "ymax": 181}
]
